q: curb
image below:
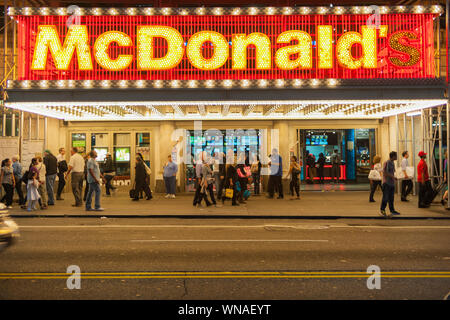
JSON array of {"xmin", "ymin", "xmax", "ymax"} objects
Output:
[{"xmin": 9, "ymin": 214, "xmax": 450, "ymax": 220}]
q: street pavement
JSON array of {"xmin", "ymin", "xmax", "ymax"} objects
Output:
[
  {"xmin": 6, "ymin": 189, "xmax": 450, "ymax": 218},
  {"xmin": 0, "ymin": 218, "xmax": 449, "ymax": 299}
]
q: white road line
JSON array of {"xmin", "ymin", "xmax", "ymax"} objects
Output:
[
  {"xmin": 129, "ymin": 239, "xmax": 329, "ymax": 242},
  {"xmin": 17, "ymin": 225, "xmax": 450, "ymax": 229}
]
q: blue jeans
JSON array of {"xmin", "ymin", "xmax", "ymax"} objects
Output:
[
  {"xmin": 46, "ymin": 174, "xmax": 57, "ymax": 205},
  {"xmin": 86, "ymin": 182, "xmax": 101, "ymax": 210},
  {"xmin": 164, "ymin": 176, "xmax": 176, "ymax": 194}
]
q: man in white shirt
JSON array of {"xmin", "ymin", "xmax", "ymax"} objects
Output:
[
  {"xmin": 401, "ymin": 151, "xmax": 413, "ymax": 202},
  {"xmin": 65, "ymin": 147, "xmax": 85, "ymax": 207}
]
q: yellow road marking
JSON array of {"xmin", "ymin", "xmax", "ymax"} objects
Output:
[{"xmin": 0, "ymin": 271, "xmax": 449, "ymax": 279}]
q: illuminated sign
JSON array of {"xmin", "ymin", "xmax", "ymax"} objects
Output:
[{"xmin": 13, "ymin": 7, "xmax": 438, "ymax": 82}]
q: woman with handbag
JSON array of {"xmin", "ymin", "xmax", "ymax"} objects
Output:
[
  {"xmin": 222, "ymin": 156, "xmax": 239, "ymax": 206},
  {"xmin": 250, "ymin": 155, "xmax": 262, "ymax": 195},
  {"xmin": 369, "ymin": 155, "xmax": 383, "ymax": 202},
  {"xmin": 287, "ymin": 156, "xmax": 301, "ymax": 200}
]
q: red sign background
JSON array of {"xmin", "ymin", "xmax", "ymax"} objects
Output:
[{"xmin": 16, "ymin": 13, "xmax": 436, "ymax": 81}]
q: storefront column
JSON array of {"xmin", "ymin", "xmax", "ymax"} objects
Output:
[{"xmin": 156, "ymin": 121, "xmax": 176, "ymax": 193}]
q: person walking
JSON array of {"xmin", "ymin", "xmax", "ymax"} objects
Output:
[
  {"xmin": 317, "ymin": 153, "xmax": 325, "ymax": 184},
  {"xmin": 56, "ymin": 148, "xmax": 67, "ymax": 200},
  {"xmin": 369, "ymin": 155, "xmax": 383, "ymax": 202},
  {"xmin": 236, "ymin": 155, "xmax": 248, "ymax": 204},
  {"xmin": 417, "ymin": 151, "xmax": 432, "ymax": 208},
  {"xmin": 267, "ymin": 148, "xmax": 283, "ymax": 199},
  {"xmin": 380, "ymin": 151, "xmax": 400, "ymax": 217},
  {"xmin": 133, "ymin": 155, "xmax": 152, "ymax": 201},
  {"xmin": 216, "ymin": 152, "xmax": 226, "ymax": 199},
  {"xmin": 136, "ymin": 153, "xmax": 153, "ymax": 200},
  {"xmin": 102, "ymin": 153, "xmax": 116, "ymax": 197},
  {"xmin": 85, "ymin": 150, "xmax": 105, "ymax": 211},
  {"xmin": 11, "ymin": 155, "xmax": 25, "ymax": 205},
  {"xmin": 331, "ymin": 149, "xmax": 341, "ymax": 183},
  {"xmin": 306, "ymin": 152, "xmax": 315, "ymax": 184},
  {"xmin": 26, "ymin": 158, "xmax": 41, "ymax": 212},
  {"xmin": 35, "ymin": 154, "xmax": 48, "ymax": 209},
  {"xmin": 43, "ymin": 149, "xmax": 58, "ymax": 206},
  {"xmin": 82, "ymin": 154, "xmax": 90, "ymax": 202},
  {"xmin": 400, "ymin": 151, "xmax": 413, "ymax": 202},
  {"xmin": 65, "ymin": 147, "xmax": 85, "ymax": 207},
  {"xmin": 0, "ymin": 159, "xmax": 16, "ymax": 209},
  {"xmin": 193, "ymin": 152, "xmax": 204, "ymax": 206},
  {"xmin": 287, "ymin": 155, "xmax": 301, "ymax": 200},
  {"xmin": 251, "ymin": 155, "xmax": 262, "ymax": 195},
  {"xmin": 202, "ymin": 159, "xmax": 216, "ymax": 206},
  {"xmin": 222, "ymin": 156, "xmax": 239, "ymax": 206},
  {"xmin": 163, "ymin": 154, "xmax": 178, "ymax": 199}
]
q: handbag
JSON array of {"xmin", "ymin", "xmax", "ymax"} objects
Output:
[
  {"xmin": 129, "ymin": 182, "xmax": 137, "ymax": 199},
  {"xmin": 225, "ymin": 188, "xmax": 234, "ymax": 199},
  {"xmin": 368, "ymin": 169, "xmax": 382, "ymax": 181},
  {"xmin": 244, "ymin": 166, "xmax": 252, "ymax": 177}
]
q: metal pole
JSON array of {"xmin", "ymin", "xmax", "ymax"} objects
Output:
[
  {"xmin": 19, "ymin": 111, "xmax": 23, "ymax": 160},
  {"xmin": 44, "ymin": 116, "xmax": 47, "ymax": 149},
  {"xmin": 36, "ymin": 115, "xmax": 39, "ymax": 140},
  {"xmin": 3, "ymin": 0, "xmax": 7, "ymax": 83},
  {"xmin": 411, "ymin": 115, "xmax": 416, "ymax": 196},
  {"xmin": 396, "ymin": 114, "xmax": 401, "ymax": 193},
  {"xmin": 446, "ymin": 0, "xmax": 450, "ymax": 209},
  {"xmin": 12, "ymin": 0, "xmax": 16, "ymax": 80},
  {"xmin": 28, "ymin": 115, "xmax": 31, "ymax": 140},
  {"xmin": 439, "ymin": 107, "xmax": 443, "ymax": 184}
]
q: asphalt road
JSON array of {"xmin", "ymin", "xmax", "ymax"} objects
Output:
[{"xmin": 0, "ymin": 218, "xmax": 449, "ymax": 300}]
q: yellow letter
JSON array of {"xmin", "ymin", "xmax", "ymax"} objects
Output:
[
  {"xmin": 32, "ymin": 25, "xmax": 92, "ymax": 70},
  {"xmin": 388, "ymin": 31, "xmax": 420, "ymax": 67},
  {"xmin": 94, "ymin": 31, "xmax": 133, "ymax": 71},
  {"xmin": 275, "ymin": 31, "xmax": 312, "ymax": 70},
  {"xmin": 336, "ymin": 26, "xmax": 377, "ymax": 69},
  {"xmin": 232, "ymin": 33, "xmax": 271, "ymax": 70},
  {"xmin": 137, "ymin": 26, "xmax": 184, "ymax": 70},
  {"xmin": 186, "ymin": 31, "xmax": 229, "ymax": 70},
  {"xmin": 317, "ymin": 25, "xmax": 333, "ymax": 69}
]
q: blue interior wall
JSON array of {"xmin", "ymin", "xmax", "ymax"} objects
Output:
[{"xmin": 345, "ymin": 129, "xmax": 356, "ymax": 180}]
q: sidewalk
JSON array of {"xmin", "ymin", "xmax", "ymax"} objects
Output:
[{"xmin": 7, "ymin": 188, "xmax": 450, "ymax": 219}]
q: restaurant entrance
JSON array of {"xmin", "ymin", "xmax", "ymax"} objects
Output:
[{"xmin": 298, "ymin": 128, "xmax": 376, "ymax": 183}]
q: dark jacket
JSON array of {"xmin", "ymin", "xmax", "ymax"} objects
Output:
[
  {"xmin": 225, "ymin": 165, "xmax": 238, "ymax": 186},
  {"xmin": 135, "ymin": 162, "xmax": 148, "ymax": 185},
  {"xmin": 44, "ymin": 154, "xmax": 58, "ymax": 176}
]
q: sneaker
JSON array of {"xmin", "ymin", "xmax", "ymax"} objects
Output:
[
  {"xmin": 7, "ymin": 206, "xmax": 12, "ymax": 209},
  {"xmin": 391, "ymin": 211, "xmax": 401, "ymax": 215},
  {"xmin": 95, "ymin": 208, "xmax": 105, "ymax": 211},
  {"xmin": 369, "ymin": 199, "xmax": 375, "ymax": 202},
  {"xmin": 164, "ymin": 194, "xmax": 170, "ymax": 198},
  {"xmin": 85, "ymin": 208, "xmax": 94, "ymax": 211},
  {"xmin": 379, "ymin": 209, "xmax": 387, "ymax": 217},
  {"xmin": 170, "ymin": 194, "xmax": 176, "ymax": 199}
]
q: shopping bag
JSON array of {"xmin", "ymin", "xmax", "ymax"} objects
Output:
[
  {"xmin": 368, "ymin": 169, "xmax": 381, "ymax": 181},
  {"xmin": 225, "ymin": 188, "xmax": 234, "ymax": 199}
]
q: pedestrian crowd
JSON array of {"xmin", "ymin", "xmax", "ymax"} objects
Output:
[{"xmin": 368, "ymin": 149, "xmax": 447, "ymax": 217}]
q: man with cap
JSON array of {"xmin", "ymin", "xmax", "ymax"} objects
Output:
[
  {"xmin": 417, "ymin": 151, "xmax": 431, "ymax": 208},
  {"xmin": 43, "ymin": 149, "xmax": 58, "ymax": 206}
]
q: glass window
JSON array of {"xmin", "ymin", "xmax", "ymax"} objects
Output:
[
  {"xmin": 136, "ymin": 133, "xmax": 150, "ymax": 167},
  {"xmin": 114, "ymin": 133, "xmax": 131, "ymax": 177}
]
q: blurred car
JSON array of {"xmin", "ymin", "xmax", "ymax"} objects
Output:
[{"xmin": 0, "ymin": 203, "xmax": 20, "ymax": 248}]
